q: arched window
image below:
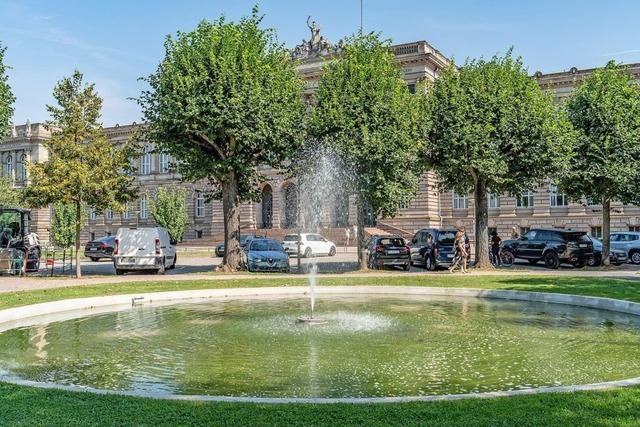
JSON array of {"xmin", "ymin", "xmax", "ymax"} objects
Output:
[
  {"xmin": 18, "ymin": 154, "xmax": 27, "ymax": 181},
  {"xmin": 283, "ymin": 183, "xmax": 298, "ymax": 229},
  {"xmin": 4, "ymin": 155, "xmax": 13, "ymax": 179},
  {"xmin": 261, "ymin": 185, "xmax": 273, "ymax": 229}
]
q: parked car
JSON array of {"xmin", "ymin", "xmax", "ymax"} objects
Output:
[
  {"xmin": 586, "ymin": 237, "xmax": 628, "ymax": 266},
  {"xmin": 84, "ymin": 236, "xmax": 116, "ymax": 262},
  {"xmin": 215, "ymin": 234, "xmax": 258, "ymax": 257},
  {"xmin": 282, "ymin": 233, "xmax": 337, "ymax": 257},
  {"xmin": 610, "ymin": 232, "xmax": 640, "ymax": 265},
  {"xmin": 366, "ymin": 235, "xmax": 411, "ymax": 271},
  {"xmin": 501, "ymin": 228, "xmax": 593, "ymax": 269},
  {"xmin": 113, "ymin": 227, "xmax": 177, "ymax": 275},
  {"xmin": 410, "ymin": 228, "xmax": 458, "ymax": 270},
  {"xmin": 246, "ymin": 238, "xmax": 290, "ymax": 272}
]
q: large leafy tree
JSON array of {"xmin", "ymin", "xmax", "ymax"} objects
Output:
[
  {"xmin": 139, "ymin": 8, "xmax": 306, "ymax": 271},
  {"xmin": 0, "ymin": 42, "xmax": 15, "ymax": 138},
  {"xmin": 0, "ymin": 178, "xmax": 22, "ymax": 207},
  {"xmin": 423, "ymin": 51, "xmax": 574, "ymax": 268},
  {"xmin": 150, "ymin": 186, "xmax": 188, "ymax": 244},
  {"xmin": 563, "ymin": 61, "xmax": 640, "ymax": 265},
  {"xmin": 24, "ymin": 71, "xmax": 137, "ymax": 278},
  {"xmin": 310, "ymin": 33, "xmax": 423, "ymax": 269}
]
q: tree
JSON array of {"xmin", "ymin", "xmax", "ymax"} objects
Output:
[
  {"xmin": 150, "ymin": 186, "xmax": 188, "ymax": 244},
  {"xmin": 139, "ymin": 7, "xmax": 305, "ymax": 271},
  {"xmin": 50, "ymin": 202, "xmax": 80, "ymax": 248},
  {"xmin": 0, "ymin": 42, "xmax": 14, "ymax": 138},
  {"xmin": 310, "ymin": 33, "xmax": 423, "ymax": 270},
  {"xmin": 0, "ymin": 178, "xmax": 22, "ymax": 207},
  {"xmin": 423, "ymin": 51, "xmax": 574, "ymax": 268},
  {"xmin": 24, "ymin": 71, "xmax": 137, "ymax": 278},
  {"xmin": 563, "ymin": 61, "xmax": 640, "ymax": 266}
]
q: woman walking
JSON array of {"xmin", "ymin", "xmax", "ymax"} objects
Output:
[{"xmin": 449, "ymin": 229, "xmax": 468, "ymax": 273}]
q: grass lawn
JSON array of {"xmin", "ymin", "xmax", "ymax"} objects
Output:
[{"xmin": 2, "ymin": 274, "xmax": 640, "ymax": 426}]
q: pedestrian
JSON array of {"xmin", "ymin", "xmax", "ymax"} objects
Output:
[
  {"xmin": 345, "ymin": 227, "xmax": 351, "ymax": 253},
  {"xmin": 491, "ymin": 230, "xmax": 502, "ymax": 266},
  {"xmin": 511, "ymin": 226, "xmax": 520, "ymax": 240},
  {"xmin": 449, "ymin": 229, "xmax": 468, "ymax": 273}
]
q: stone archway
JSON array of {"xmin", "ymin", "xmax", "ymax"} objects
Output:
[{"xmin": 261, "ymin": 184, "xmax": 273, "ymax": 229}]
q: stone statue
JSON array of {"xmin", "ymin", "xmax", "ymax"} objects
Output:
[
  {"xmin": 11, "ymin": 125, "xmax": 16, "ymax": 137},
  {"xmin": 307, "ymin": 16, "xmax": 321, "ymax": 47},
  {"xmin": 24, "ymin": 120, "xmax": 31, "ymax": 137}
]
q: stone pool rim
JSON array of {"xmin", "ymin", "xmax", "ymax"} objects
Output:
[{"xmin": 2, "ymin": 285, "xmax": 640, "ymax": 404}]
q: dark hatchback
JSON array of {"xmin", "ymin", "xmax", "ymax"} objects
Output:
[
  {"xmin": 215, "ymin": 234, "xmax": 258, "ymax": 257},
  {"xmin": 410, "ymin": 228, "xmax": 458, "ymax": 270},
  {"xmin": 84, "ymin": 236, "xmax": 116, "ymax": 262},
  {"xmin": 366, "ymin": 235, "xmax": 411, "ymax": 271},
  {"xmin": 502, "ymin": 228, "xmax": 594, "ymax": 269}
]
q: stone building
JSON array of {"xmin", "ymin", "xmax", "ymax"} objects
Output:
[{"xmin": 2, "ymin": 23, "xmax": 639, "ymax": 246}]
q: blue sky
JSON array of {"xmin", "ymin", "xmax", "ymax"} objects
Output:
[{"xmin": 2, "ymin": 0, "xmax": 640, "ymax": 125}]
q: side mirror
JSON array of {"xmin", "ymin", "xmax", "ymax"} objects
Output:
[{"xmin": 411, "ymin": 238, "xmax": 417, "ymax": 244}]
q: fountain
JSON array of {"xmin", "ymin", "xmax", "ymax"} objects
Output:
[{"xmin": 297, "ymin": 264, "xmax": 327, "ymax": 324}]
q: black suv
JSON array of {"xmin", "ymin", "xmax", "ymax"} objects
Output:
[
  {"xmin": 366, "ymin": 235, "xmax": 411, "ymax": 271},
  {"xmin": 502, "ymin": 228, "xmax": 594, "ymax": 269},
  {"xmin": 410, "ymin": 228, "xmax": 458, "ymax": 270}
]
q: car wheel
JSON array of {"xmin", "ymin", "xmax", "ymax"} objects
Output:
[
  {"xmin": 587, "ymin": 255, "xmax": 601, "ymax": 267},
  {"xmin": 544, "ymin": 251, "xmax": 560, "ymax": 269},
  {"xmin": 630, "ymin": 250, "xmax": 640, "ymax": 265},
  {"xmin": 90, "ymin": 257, "xmax": 100, "ymax": 262},
  {"xmin": 329, "ymin": 246, "xmax": 336, "ymax": 256},
  {"xmin": 367, "ymin": 256, "xmax": 375, "ymax": 270},
  {"xmin": 573, "ymin": 259, "xmax": 586, "ymax": 268},
  {"xmin": 115, "ymin": 268, "xmax": 125, "ymax": 276},
  {"xmin": 500, "ymin": 250, "xmax": 515, "ymax": 267},
  {"xmin": 304, "ymin": 247, "xmax": 312, "ymax": 258}
]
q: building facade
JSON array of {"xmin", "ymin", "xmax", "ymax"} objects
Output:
[{"xmin": 2, "ymin": 24, "xmax": 639, "ymax": 246}]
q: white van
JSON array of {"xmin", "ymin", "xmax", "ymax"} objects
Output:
[{"xmin": 113, "ymin": 227, "xmax": 177, "ymax": 275}]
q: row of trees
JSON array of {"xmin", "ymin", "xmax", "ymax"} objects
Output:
[{"xmin": 3, "ymin": 7, "xmax": 640, "ymax": 273}]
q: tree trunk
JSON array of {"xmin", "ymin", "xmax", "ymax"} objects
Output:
[
  {"xmin": 474, "ymin": 179, "xmax": 492, "ymax": 269},
  {"xmin": 74, "ymin": 200, "xmax": 82, "ymax": 279},
  {"xmin": 222, "ymin": 171, "xmax": 242, "ymax": 271},
  {"xmin": 357, "ymin": 194, "xmax": 367, "ymax": 270},
  {"xmin": 602, "ymin": 197, "xmax": 611, "ymax": 266}
]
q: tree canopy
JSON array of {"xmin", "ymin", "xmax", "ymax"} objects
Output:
[
  {"xmin": 0, "ymin": 177, "xmax": 22, "ymax": 208},
  {"xmin": 563, "ymin": 61, "xmax": 640, "ymax": 265},
  {"xmin": 424, "ymin": 51, "xmax": 575, "ymax": 267},
  {"xmin": 310, "ymin": 32, "xmax": 423, "ymax": 269},
  {"xmin": 150, "ymin": 186, "xmax": 188, "ymax": 244},
  {"xmin": 0, "ymin": 42, "xmax": 15, "ymax": 138},
  {"xmin": 139, "ymin": 7, "xmax": 306, "ymax": 270},
  {"xmin": 24, "ymin": 70, "xmax": 137, "ymax": 277}
]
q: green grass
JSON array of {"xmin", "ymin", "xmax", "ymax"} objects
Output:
[{"xmin": 2, "ymin": 274, "xmax": 640, "ymax": 426}]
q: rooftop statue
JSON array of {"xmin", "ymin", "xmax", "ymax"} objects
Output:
[{"xmin": 292, "ymin": 17, "xmax": 343, "ymax": 60}]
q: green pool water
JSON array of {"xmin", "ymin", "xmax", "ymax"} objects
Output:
[{"xmin": 1, "ymin": 295, "xmax": 640, "ymax": 398}]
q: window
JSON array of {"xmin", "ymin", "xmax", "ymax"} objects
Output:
[
  {"xmin": 89, "ymin": 208, "xmax": 96, "ymax": 221},
  {"xmin": 159, "ymin": 153, "xmax": 170, "ymax": 174},
  {"xmin": 488, "ymin": 193, "xmax": 500, "ymax": 209},
  {"xmin": 407, "ymin": 83, "xmax": 416, "ymax": 94},
  {"xmin": 590, "ymin": 226, "xmax": 603, "ymax": 239},
  {"xmin": 629, "ymin": 226, "xmax": 640, "ymax": 232},
  {"xmin": 520, "ymin": 226, "xmax": 530, "ymax": 236},
  {"xmin": 122, "ymin": 204, "xmax": 130, "ymax": 220},
  {"xmin": 549, "ymin": 184, "xmax": 568, "ymax": 207},
  {"xmin": 522, "ymin": 230, "xmax": 537, "ymax": 241},
  {"xmin": 140, "ymin": 147, "xmax": 152, "ymax": 175},
  {"xmin": 105, "ymin": 209, "xmax": 113, "ymax": 221},
  {"xmin": 4, "ymin": 155, "xmax": 13, "ymax": 179},
  {"xmin": 195, "ymin": 192, "xmax": 205, "ymax": 218},
  {"xmin": 452, "ymin": 193, "xmax": 468, "ymax": 210},
  {"xmin": 196, "ymin": 230, "xmax": 203, "ymax": 239},
  {"xmin": 17, "ymin": 154, "xmax": 26, "ymax": 181},
  {"xmin": 139, "ymin": 195, "xmax": 148, "ymax": 219},
  {"xmin": 90, "ymin": 232, "xmax": 95, "ymax": 241},
  {"xmin": 516, "ymin": 191, "xmax": 534, "ymax": 208}
]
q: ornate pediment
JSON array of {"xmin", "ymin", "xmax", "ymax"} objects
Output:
[{"xmin": 292, "ymin": 17, "xmax": 343, "ymax": 60}]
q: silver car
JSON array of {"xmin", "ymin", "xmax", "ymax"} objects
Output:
[{"xmin": 610, "ymin": 232, "xmax": 640, "ymax": 265}]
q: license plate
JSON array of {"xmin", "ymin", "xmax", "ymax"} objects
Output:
[
  {"xmin": 388, "ymin": 250, "xmax": 399, "ymax": 254},
  {"xmin": 579, "ymin": 244, "xmax": 587, "ymax": 248},
  {"xmin": 125, "ymin": 257, "xmax": 136, "ymax": 264},
  {"xmin": 447, "ymin": 254, "xmax": 454, "ymax": 258},
  {"xmin": 89, "ymin": 248, "xmax": 97, "ymax": 251}
]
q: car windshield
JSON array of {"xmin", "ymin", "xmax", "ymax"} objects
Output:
[
  {"xmin": 0, "ymin": 212, "xmax": 22, "ymax": 237},
  {"xmin": 283, "ymin": 235, "xmax": 299, "ymax": 242},
  {"xmin": 240, "ymin": 235, "xmax": 253, "ymax": 244},
  {"xmin": 96, "ymin": 236, "xmax": 115, "ymax": 243},
  {"xmin": 250, "ymin": 240, "xmax": 283, "ymax": 252},
  {"xmin": 379, "ymin": 238, "xmax": 405, "ymax": 247},
  {"xmin": 438, "ymin": 231, "xmax": 456, "ymax": 244},
  {"xmin": 565, "ymin": 233, "xmax": 587, "ymax": 242}
]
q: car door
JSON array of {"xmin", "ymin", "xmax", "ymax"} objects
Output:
[
  {"xmin": 410, "ymin": 231, "xmax": 424, "ymax": 263},
  {"xmin": 308, "ymin": 234, "xmax": 321, "ymax": 255},
  {"xmin": 317, "ymin": 235, "xmax": 331, "ymax": 255},
  {"xmin": 517, "ymin": 230, "xmax": 539, "ymax": 259}
]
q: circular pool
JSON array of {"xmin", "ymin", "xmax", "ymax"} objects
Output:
[{"xmin": 1, "ymin": 291, "xmax": 640, "ymax": 400}]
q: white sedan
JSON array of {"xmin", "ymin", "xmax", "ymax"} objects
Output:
[{"xmin": 282, "ymin": 233, "xmax": 337, "ymax": 257}]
